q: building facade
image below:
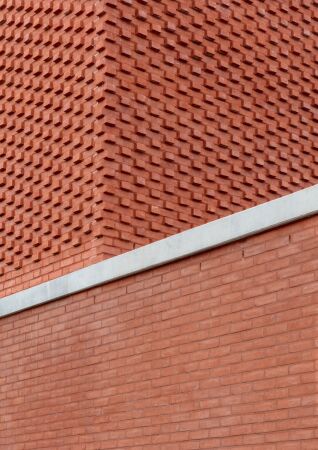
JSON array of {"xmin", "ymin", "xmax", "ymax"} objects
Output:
[{"xmin": 0, "ymin": 1, "xmax": 317, "ymax": 449}]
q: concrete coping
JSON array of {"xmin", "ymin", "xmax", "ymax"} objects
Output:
[{"xmin": 0, "ymin": 184, "xmax": 317, "ymax": 317}]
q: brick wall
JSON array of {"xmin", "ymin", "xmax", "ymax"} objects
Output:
[
  {"xmin": 1, "ymin": 0, "xmax": 317, "ymax": 295},
  {"xmin": 1, "ymin": 214, "xmax": 317, "ymax": 449}
]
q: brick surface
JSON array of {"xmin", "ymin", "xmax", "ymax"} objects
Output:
[
  {"xmin": 1, "ymin": 215, "xmax": 317, "ymax": 449},
  {"xmin": 0, "ymin": 0, "xmax": 318, "ymax": 295},
  {"xmin": 0, "ymin": 1, "xmax": 106, "ymax": 296}
]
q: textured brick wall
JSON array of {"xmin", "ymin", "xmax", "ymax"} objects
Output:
[
  {"xmin": 1, "ymin": 214, "xmax": 317, "ymax": 449},
  {"xmin": 101, "ymin": 0, "xmax": 318, "ymax": 242},
  {"xmin": 0, "ymin": 1, "xmax": 105, "ymax": 296},
  {"xmin": 0, "ymin": 0, "xmax": 317, "ymax": 294}
]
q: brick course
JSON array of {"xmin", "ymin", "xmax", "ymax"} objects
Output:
[
  {"xmin": 1, "ymin": 214, "xmax": 317, "ymax": 449},
  {"xmin": 0, "ymin": 0, "xmax": 317, "ymax": 295}
]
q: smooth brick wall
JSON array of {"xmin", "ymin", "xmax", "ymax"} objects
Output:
[
  {"xmin": 1, "ymin": 214, "xmax": 317, "ymax": 449},
  {"xmin": 1, "ymin": 0, "xmax": 317, "ymax": 295}
]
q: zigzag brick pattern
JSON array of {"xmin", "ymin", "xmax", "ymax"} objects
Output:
[
  {"xmin": 1, "ymin": 0, "xmax": 318, "ymax": 294},
  {"xmin": 0, "ymin": 1, "xmax": 106, "ymax": 295},
  {"xmin": 99, "ymin": 0, "xmax": 318, "ymax": 250}
]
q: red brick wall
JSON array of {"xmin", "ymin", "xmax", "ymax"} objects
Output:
[
  {"xmin": 1, "ymin": 1, "xmax": 317, "ymax": 295},
  {"xmin": 1, "ymin": 214, "xmax": 317, "ymax": 449},
  {"xmin": 0, "ymin": 1, "xmax": 105, "ymax": 296}
]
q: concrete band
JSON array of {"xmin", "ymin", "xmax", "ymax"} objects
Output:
[{"xmin": 1, "ymin": 184, "xmax": 317, "ymax": 318}]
